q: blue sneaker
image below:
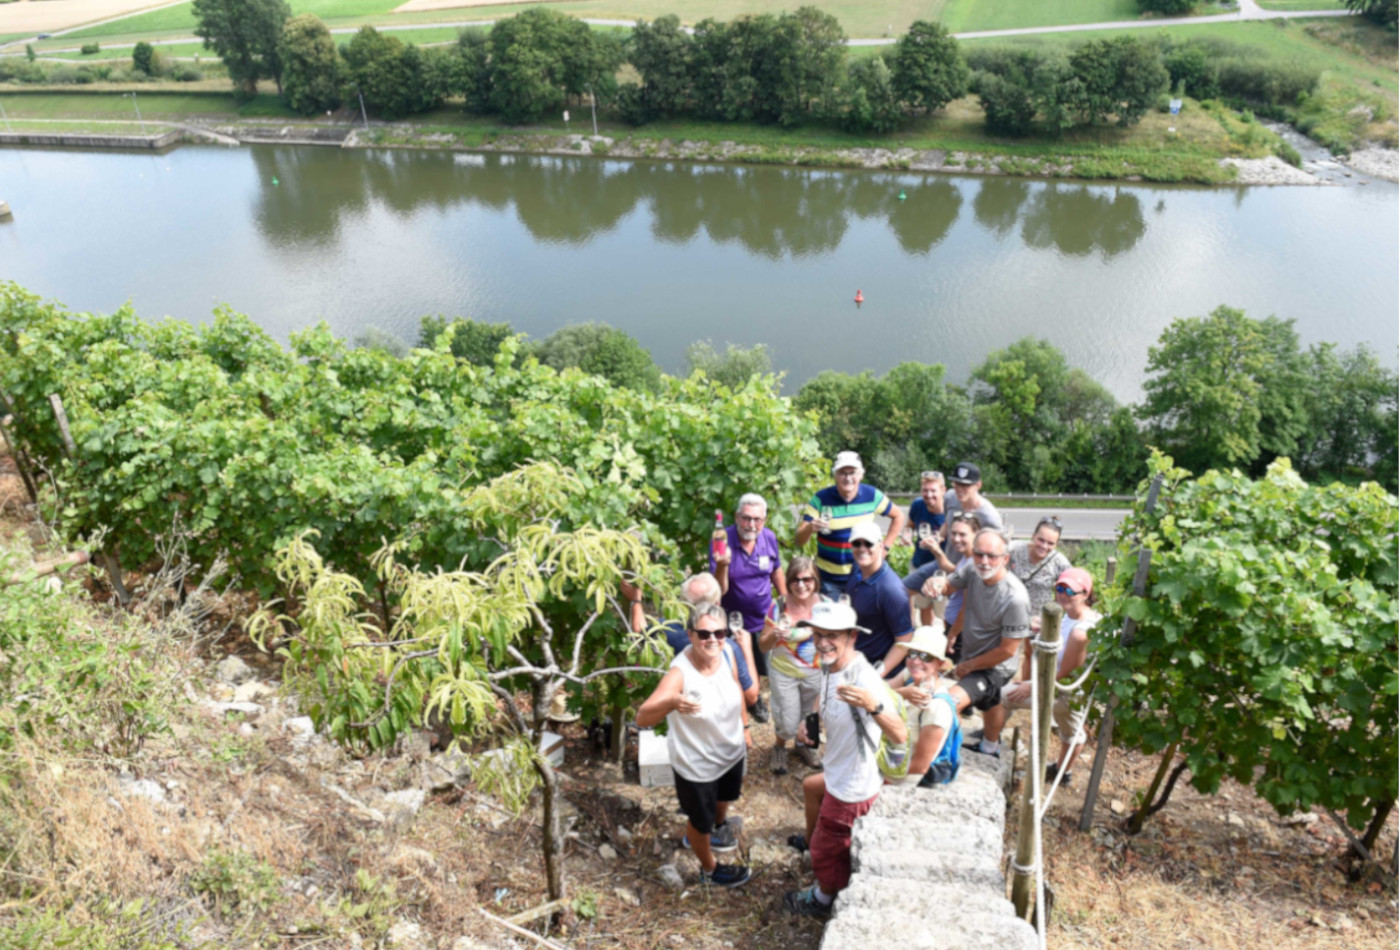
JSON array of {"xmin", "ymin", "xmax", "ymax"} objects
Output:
[
  {"xmin": 680, "ymin": 821, "xmax": 738, "ymax": 852},
  {"xmin": 700, "ymin": 863, "xmax": 752, "ymax": 888}
]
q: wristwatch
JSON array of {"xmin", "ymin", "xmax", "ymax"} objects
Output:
[{"xmin": 871, "ymin": 701, "xmax": 885, "ymax": 717}]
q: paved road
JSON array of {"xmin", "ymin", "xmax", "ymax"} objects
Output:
[{"xmin": 5, "ymin": 2, "xmax": 1357, "ymax": 54}]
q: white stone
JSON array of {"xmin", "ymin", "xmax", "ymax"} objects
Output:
[
  {"xmin": 205, "ymin": 700, "xmax": 265, "ymax": 721},
  {"xmin": 386, "ymin": 920, "xmax": 424, "ymax": 950},
  {"xmin": 598, "ymin": 843, "xmax": 618, "ymax": 861},
  {"xmin": 233, "ymin": 680, "xmax": 275, "ymax": 703},
  {"xmin": 120, "ymin": 777, "xmax": 167, "ymax": 805},
  {"xmin": 215, "ymin": 655, "xmax": 254, "ymax": 685},
  {"xmin": 656, "ymin": 864, "xmax": 685, "ymax": 891}
]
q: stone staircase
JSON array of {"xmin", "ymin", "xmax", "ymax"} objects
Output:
[{"xmin": 820, "ymin": 753, "xmax": 1039, "ymax": 950}]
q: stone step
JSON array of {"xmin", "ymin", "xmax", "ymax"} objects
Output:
[
  {"xmin": 820, "ymin": 907, "xmax": 1038, "ymax": 950},
  {"xmin": 852, "ymin": 815, "xmax": 1002, "ymax": 858},
  {"xmin": 851, "ymin": 847, "xmax": 1005, "ymax": 892},
  {"xmin": 866, "ymin": 773, "xmax": 1006, "ymax": 825},
  {"xmin": 834, "ymin": 878, "xmax": 1014, "ymax": 919}
]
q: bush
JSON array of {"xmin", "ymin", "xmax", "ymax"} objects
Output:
[
  {"xmin": 47, "ymin": 65, "xmax": 81, "ymax": 84},
  {"xmin": 530, "ymin": 322, "xmax": 662, "ymax": 392},
  {"xmin": 1164, "ymin": 41, "xmax": 1219, "ymax": 100},
  {"xmin": 1139, "ymin": 0, "xmax": 1194, "ymax": 12},
  {"xmin": 684, "ymin": 340, "xmax": 773, "ymax": 389},
  {"xmin": 974, "ymin": 69, "xmax": 1038, "ymax": 136},
  {"xmin": 80, "ymin": 42, "xmax": 100, "ymax": 55},
  {"xmin": 132, "ymin": 40, "xmax": 156, "ymax": 75},
  {"xmin": 420, "ymin": 315, "xmax": 518, "ymax": 367},
  {"xmin": 1216, "ymin": 57, "xmax": 1319, "ymax": 107},
  {"xmin": 836, "ymin": 55, "xmax": 905, "ymax": 134},
  {"xmin": 176, "ymin": 66, "xmax": 204, "ymax": 82}
]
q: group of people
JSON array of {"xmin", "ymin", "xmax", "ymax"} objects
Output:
[{"xmin": 634, "ymin": 452, "xmax": 1101, "ymax": 918}]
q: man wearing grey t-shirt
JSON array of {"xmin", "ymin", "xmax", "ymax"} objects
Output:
[{"xmin": 945, "ymin": 529, "xmax": 1030, "ymax": 759}]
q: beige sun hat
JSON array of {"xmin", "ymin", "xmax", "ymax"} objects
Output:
[
  {"xmin": 903, "ymin": 623, "xmax": 950, "ymax": 663},
  {"xmin": 548, "ymin": 690, "xmax": 580, "ymax": 723}
]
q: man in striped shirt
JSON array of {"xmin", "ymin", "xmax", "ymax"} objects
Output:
[{"xmin": 796, "ymin": 451, "xmax": 907, "ymax": 600}]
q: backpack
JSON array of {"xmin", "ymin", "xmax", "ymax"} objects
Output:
[
  {"xmin": 853, "ymin": 680, "xmax": 911, "ymax": 783},
  {"xmin": 917, "ymin": 691, "xmax": 962, "ymax": 786}
]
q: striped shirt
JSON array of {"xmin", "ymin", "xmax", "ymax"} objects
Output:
[{"xmin": 802, "ymin": 484, "xmax": 895, "ymax": 584}]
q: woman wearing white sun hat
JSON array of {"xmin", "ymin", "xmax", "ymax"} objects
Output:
[{"xmin": 887, "ymin": 624, "xmax": 963, "ymax": 787}]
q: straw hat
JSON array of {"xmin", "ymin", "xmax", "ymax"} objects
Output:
[
  {"xmin": 904, "ymin": 624, "xmax": 950, "ymax": 663},
  {"xmin": 548, "ymin": 690, "xmax": 580, "ymax": 723}
]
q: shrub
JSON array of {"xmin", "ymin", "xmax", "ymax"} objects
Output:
[
  {"xmin": 1164, "ymin": 41, "xmax": 1219, "ymax": 100},
  {"xmin": 80, "ymin": 42, "xmax": 100, "ymax": 55},
  {"xmin": 1139, "ymin": 0, "xmax": 1194, "ymax": 12},
  {"xmin": 974, "ymin": 69, "xmax": 1038, "ymax": 136},
  {"xmin": 419, "ymin": 315, "xmax": 518, "ymax": 366},
  {"xmin": 530, "ymin": 322, "xmax": 662, "ymax": 392},
  {"xmin": 176, "ymin": 66, "xmax": 204, "ymax": 82},
  {"xmin": 1216, "ymin": 58, "xmax": 1319, "ymax": 107},
  {"xmin": 684, "ymin": 340, "xmax": 773, "ymax": 389},
  {"xmin": 132, "ymin": 40, "xmax": 155, "ymax": 75}
]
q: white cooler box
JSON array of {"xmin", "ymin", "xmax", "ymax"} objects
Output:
[{"xmin": 638, "ymin": 729, "xmax": 673, "ymax": 788}]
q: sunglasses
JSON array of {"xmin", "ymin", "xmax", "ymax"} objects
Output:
[
  {"xmin": 906, "ymin": 651, "xmax": 940, "ymax": 663},
  {"xmin": 792, "ymin": 576, "xmax": 817, "ymax": 586},
  {"xmin": 1055, "ymin": 584, "xmax": 1086, "ymax": 596},
  {"xmin": 851, "ymin": 540, "xmax": 876, "ymax": 549},
  {"xmin": 920, "ymin": 471, "xmax": 945, "ymax": 482},
  {"xmin": 1037, "ymin": 516, "xmax": 1063, "ymax": 531},
  {"xmin": 971, "ymin": 549, "xmax": 1004, "ymax": 560},
  {"xmin": 690, "ymin": 628, "xmax": 729, "ymax": 641}
]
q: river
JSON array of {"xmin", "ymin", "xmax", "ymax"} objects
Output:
[{"xmin": 1, "ymin": 144, "xmax": 1395, "ymax": 400}]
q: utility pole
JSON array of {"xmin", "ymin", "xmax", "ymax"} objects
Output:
[
  {"xmin": 586, "ymin": 82, "xmax": 598, "ymax": 137},
  {"xmin": 357, "ymin": 88, "xmax": 369, "ymax": 130},
  {"xmin": 126, "ymin": 91, "xmax": 146, "ymax": 136},
  {"xmin": 0, "ymin": 98, "xmax": 10, "ymax": 133}
]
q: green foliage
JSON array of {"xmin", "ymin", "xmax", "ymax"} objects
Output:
[
  {"xmin": 1139, "ymin": 0, "xmax": 1195, "ymax": 13},
  {"xmin": 482, "ymin": 8, "xmax": 622, "ymax": 124},
  {"xmin": 132, "ymin": 41, "xmax": 156, "ymax": 76},
  {"xmin": 837, "ymin": 55, "xmax": 905, "ymax": 134},
  {"xmin": 1293, "ymin": 344, "xmax": 1398, "ymax": 492},
  {"xmin": 332, "ymin": 869, "xmax": 402, "ymax": 940},
  {"xmin": 1068, "ymin": 36, "xmax": 1169, "ymax": 127},
  {"xmin": 972, "ymin": 67, "xmax": 1040, "ymax": 137},
  {"xmin": 1343, "ymin": 0, "xmax": 1398, "ymax": 29},
  {"xmin": 684, "ymin": 340, "xmax": 773, "ymax": 390},
  {"xmin": 25, "ymin": 44, "xmax": 35, "ymax": 63},
  {"xmin": 343, "ymin": 26, "xmax": 449, "ymax": 119},
  {"xmin": 419, "ymin": 314, "xmax": 518, "ymax": 366},
  {"xmin": 1138, "ymin": 305, "xmax": 1311, "ymax": 476},
  {"xmin": 1095, "ymin": 454, "xmax": 1398, "ymax": 832},
  {"xmin": 0, "ymin": 902, "xmax": 182, "ymax": 950},
  {"xmin": 279, "ymin": 13, "xmax": 341, "ymax": 115},
  {"xmin": 189, "ymin": 849, "xmax": 280, "ymax": 919},
  {"xmin": 0, "ymin": 282, "xmax": 820, "ymax": 604},
  {"xmin": 192, "ymin": 0, "xmax": 290, "ymax": 99},
  {"xmin": 352, "ymin": 325, "xmax": 406, "ymax": 358},
  {"xmin": 530, "ymin": 322, "xmax": 662, "ymax": 393},
  {"xmin": 891, "ymin": 20, "xmax": 969, "ymax": 113},
  {"xmin": 80, "ymin": 43, "xmax": 101, "ymax": 56},
  {"xmin": 0, "ymin": 540, "xmax": 176, "ymax": 756}
]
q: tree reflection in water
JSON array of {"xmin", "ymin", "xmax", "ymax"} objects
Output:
[{"xmin": 253, "ymin": 147, "xmax": 1146, "ymax": 261}]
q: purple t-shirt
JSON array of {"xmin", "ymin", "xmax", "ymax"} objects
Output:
[{"xmin": 709, "ymin": 524, "xmax": 781, "ymax": 633}]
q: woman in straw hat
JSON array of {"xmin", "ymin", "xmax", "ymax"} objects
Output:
[{"xmin": 888, "ymin": 624, "xmax": 962, "ymax": 787}]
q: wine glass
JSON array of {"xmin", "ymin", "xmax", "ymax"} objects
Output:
[
  {"xmin": 918, "ymin": 522, "xmax": 932, "ymax": 542},
  {"xmin": 728, "ymin": 611, "xmax": 744, "ymax": 635},
  {"xmin": 684, "ymin": 688, "xmax": 703, "ymax": 714},
  {"xmin": 819, "ymin": 506, "xmax": 834, "ymax": 534}
]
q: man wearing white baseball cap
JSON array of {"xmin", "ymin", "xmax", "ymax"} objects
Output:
[
  {"xmin": 783, "ymin": 601, "xmax": 908, "ymax": 918},
  {"xmin": 845, "ymin": 520, "xmax": 915, "ymax": 677},
  {"xmin": 797, "ymin": 451, "xmax": 907, "ymax": 600}
]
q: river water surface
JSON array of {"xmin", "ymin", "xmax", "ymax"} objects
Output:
[{"xmin": 1, "ymin": 144, "xmax": 1395, "ymax": 399}]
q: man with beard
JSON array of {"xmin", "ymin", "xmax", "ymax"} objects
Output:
[
  {"xmin": 711, "ymin": 493, "xmax": 787, "ymax": 723},
  {"xmin": 942, "ymin": 529, "xmax": 1030, "ymax": 759}
]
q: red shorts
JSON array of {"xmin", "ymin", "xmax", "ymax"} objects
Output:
[{"xmin": 809, "ymin": 790, "xmax": 879, "ymax": 895}]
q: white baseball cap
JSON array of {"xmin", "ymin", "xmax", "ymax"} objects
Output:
[
  {"xmin": 848, "ymin": 521, "xmax": 883, "ymax": 547},
  {"xmin": 795, "ymin": 601, "xmax": 869, "ymax": 634},
  {"xmin": 832, "ymin": 451, "xmax": 863, "ymax": 474}
]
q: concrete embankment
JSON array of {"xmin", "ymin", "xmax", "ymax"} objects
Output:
[
  {"xmin": 0, "ymin": 128, "xmax": 182, "ymax": 149},
  {"xmin": 822, "ymin": 752, "xmax": 1038, "ymax": 950}
]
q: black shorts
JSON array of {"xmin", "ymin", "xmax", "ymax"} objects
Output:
[
  {"xmin": 956, "ymin": 667, "xmax": 1012, "ymax": 712},
  {"xmin": 673, "ymin": 758, "xmax": 745, "ymax": 834}
]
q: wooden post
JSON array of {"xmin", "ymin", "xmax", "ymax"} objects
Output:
[
  {"xmin": 1104, "ymin": 556, "xmax": 1118, "ymax": 588},
  {"xmin": 48, "ymin": 393, "xmax": 133, "ymax": 607},
  {"xmin": 1080, "ymin": 473, "xmax": 1163, "ymax": 832},
  {"xmin": 0, "ymin": 413, "xmax": 38, "ymax": 502},
  {"xmin": 1011, "ymin": 602, "xmax": 1063, "ymax": 920}
]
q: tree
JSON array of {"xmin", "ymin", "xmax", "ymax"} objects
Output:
[
  {"xmin": 1343, "ymin": 0, "xmax": 1397, "ymax": 28},
  {"xmin": 132, "ymin": 41, "xmax": 157, "ymax": 76},
  {"xmin": 837, "ymin": 55, "xmax": 904, "ymax": 134},
  {"xmin": 1097, "ymin": 454, "xmax": 1398, "ymax": 867},
  {"xmin": 278, "ymin": 14, "xmax": 340, "ymax": 115},
  {"xmin": 419, "ymin": 315, "xmax": 519, "ymax": 367},
  {"xmin": 529, "ymin": 323, "xmax": 662, "ymax": 393},
  {"xmin": 974, "ymin": 68, "xmax": 1038, "ymax": 137},
  {"xmin": 451, "ymin": 28, "xmax": 493, "ymax": 114},
  {"xmin": 622, "ymin": 14, "xmax": 694, "ymax": 123},
  {"xmin": 773, "ymin": 6, "xmax": 847, "ymax": 125},
  {"xmin": 1293, "ymin": 343, "xmax": 1398, "ymax": 490},
  {"xmin": 892, "ymin": 20, "xmax": 969, "ymax": 113},
  {"xmin": 1138, "ymin": 0, "xmax": 1195, "ymax": 13},
  {"xmin": 253, "ymin": 464, "xmax": 680, "ymax": 902},
  {"xmin": 1138, "ymin": 306, "xmax": 1310, "ymax": 476},
  {"xmin": 684, "ymin": 340, "xmax": 773, "ymax": 390},
  {"xmin": 192, "ymin": 0, "xmax": 290, "ymax": 99},
  {"xmin": 485, "ymin": 9, "xmax": 618, "ymax": 124},
  {"xmin": 342, "ymin": 27, "xmax": 447, "ymax": 119},
  {"xmin": 1069, "ymin": 36, "xmax": 1168, "ymax": 126}
]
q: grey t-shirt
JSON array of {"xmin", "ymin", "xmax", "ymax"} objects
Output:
[{"xmin": 947, "ymin": 561, "xmax": 1031, "ymax": 676}]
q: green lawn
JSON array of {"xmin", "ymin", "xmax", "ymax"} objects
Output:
[
  {"xmin": 0, "ymin": 90, "xmax": 291, "ymax": 118},
  {"xmin": 0, "ymin": 117, "xmax": 175, "ymax": 132},
  {"xmin": 42, "ymin": 41, "xmax": 210, "ymax": 60},
  {"xmin": 55, "ymin": 0, "xmax": 1220, "ymax": 43},
  {"xmin": 1256, "ymin": 0, "xmax": 1347, "ymax": 8}
]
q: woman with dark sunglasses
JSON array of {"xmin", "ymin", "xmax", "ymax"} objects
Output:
[
  {"xmin": 759, "ymin": 556, "xmax": 829, "ymax": 774},
  {"xmin": 1000, "ymin": 567, "xmax": 1100, "ymax": 787}
]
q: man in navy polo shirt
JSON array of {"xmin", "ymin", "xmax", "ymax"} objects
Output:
[
  {"xmin": 712, "ymin": 493, "xmax": 787, "ymax": 723},
  {"xmin": 845, "ymin": 521, "xmax": 914, "ymax": 679}
]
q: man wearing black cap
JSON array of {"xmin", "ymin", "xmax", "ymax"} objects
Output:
[{"xmin": 945, "ymin": 462, "xmax": 1004, "ymax": 534}]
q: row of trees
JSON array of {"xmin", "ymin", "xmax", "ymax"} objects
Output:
[{"xmin": 418, "ymin": 307, "xmax": 1397, "ymax": 497}]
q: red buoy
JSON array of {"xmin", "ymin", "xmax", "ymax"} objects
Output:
[{"xmin": 854, "ymin": 290, "xmax": 865, "ymax": 304}]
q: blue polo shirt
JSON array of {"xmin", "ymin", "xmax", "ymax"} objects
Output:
[
  {"xmin": 846, "ymin": 562, "xmax": 913, "ymax": 670},
  {"xmin": 907, "ymin": 498, "xmax": 947, "ymax": 570},
  {"xmin": 663, "ymin": 620, "xmax": 753, "ymax": 691}
]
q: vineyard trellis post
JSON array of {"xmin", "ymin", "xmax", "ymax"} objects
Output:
[
  {"xmin": 1079, "ymin": 472, "xmax": 1163, "ymax": 832},
  {"xmin": 48, "ymin": 393, "xmax": 133, "ymax": 606}
]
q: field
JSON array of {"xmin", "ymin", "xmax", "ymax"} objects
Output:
[{"xmin": 51, "ymin": 0, "xmax": 1197, "ymax": 42}]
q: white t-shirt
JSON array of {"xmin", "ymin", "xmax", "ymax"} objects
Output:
[
  {"xmin": 817, "ymin": 654, "xmax": 888, "ymax": 803},
  {"xmin": 666, "ymin": 649, "xmax": 746, "ymax": 783}
]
